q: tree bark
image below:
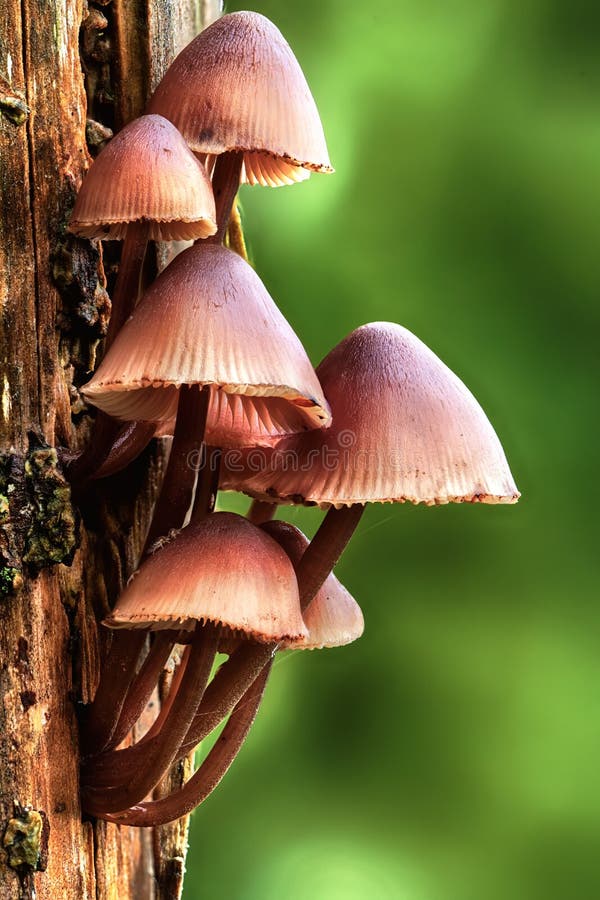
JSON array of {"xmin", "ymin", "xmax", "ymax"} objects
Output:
[{"xmin": 0, "ymin": 1, "xmax": 216, "ymax": 897}]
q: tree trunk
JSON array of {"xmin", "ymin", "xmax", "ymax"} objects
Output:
[{"xmin": 0, "ymin": 1, "xmax": 216, "ymax": 897}]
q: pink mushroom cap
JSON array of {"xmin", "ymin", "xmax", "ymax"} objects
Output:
[
  {"xmin": 147, "ymin": 12, "xmax": 333, "ymax": 187},
  {"xmin": 69, "ymin": 114, "xmax": 217, "ymax": 241},
  {"xmin": 221, "ymin": 322, "xmax": 520, "ymax": 506},
  {"xmin": 81, "ymin": 243, "xmax": 331, "ymax": 448},
  {"xmin": 105, "ymin": 512, "xmax": 308, "ymax": 643}
]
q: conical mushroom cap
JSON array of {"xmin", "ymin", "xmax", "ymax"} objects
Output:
[
  {"xmin": 69, "ymin": 115, "xmax": 217, "ymax": 240},
  {"xmin": 81, "ymin": 243, "xmax": 331, "ymax": 447},
  {"xmin": 147, "ymin": 12, "xmax": 333, "ymax": 187},
  {"xmin": 105, "ymin": 512, "xmax": 308, "ymax": 643},
  {"xmin": 263, "ymin": 521, "xmax": 364, "ymax": 650},
  {"xmin": 221, "ymin": 322, "xmax": 520, "ymax": 506}
]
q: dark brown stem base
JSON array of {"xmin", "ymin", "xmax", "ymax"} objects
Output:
[
  {"xmin": 82, "ymin": 641, "xmax": 275, "ymax": 787},
  {"xmin": 96, "ymin": 659, "xmax": 272, "ymax": 826},
  {"xmin": 82, "ymin": 623, "xmax": 219, "ymax": 815}
]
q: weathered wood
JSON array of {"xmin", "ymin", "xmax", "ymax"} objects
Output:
[{"xmin": 0, "ymin": 1, "xmax": 210, "ymax": 897}]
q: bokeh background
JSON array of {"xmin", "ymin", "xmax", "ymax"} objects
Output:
[{"xmin": 184, "ymin": 2, "xmax": 600, "ymax": 898}]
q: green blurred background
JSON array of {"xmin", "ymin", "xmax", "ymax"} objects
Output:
[{"xmin": 184, "ymin": 2, "xmax": 600, "ymax": 898}]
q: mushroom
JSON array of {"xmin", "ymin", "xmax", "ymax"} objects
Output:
[
  {"xmin": 222, "ymin": 321, "xmax": 520, "ymax": 606},
  {"xmin": 81, "ymin": 512, "xmax": 304, "ymax": 816},
  {"xmin": 147, "ymin": 11, "xmax": 333, "ymax": 241},
  {"xmin": 69, "ymin": 113, "xmax": 217, "ymax": 346},
  {"xmin": 106, "ymin": 512, "xmax": 307, "ymax": 643}
]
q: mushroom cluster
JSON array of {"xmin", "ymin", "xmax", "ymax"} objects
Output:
[{"xmin": 72, "ymin": 11, "xmax": 519, "ymax": 827}]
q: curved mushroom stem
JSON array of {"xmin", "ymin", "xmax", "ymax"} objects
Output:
[
  {"xmin": 83, "ymin": 384, "xmax": 210, "ymax": 753},
  {"xmin": 107, "ymin": 632, "xmax": 175, "ymax": 751},
  {"xmin": 208, "ymin": 151, "xmax": 244, "ymax": 244},
  {"xmin": 104, "ymin": 221, "xmax": 149, "ymax": 348},
  {"xmin": 190, "ymin": 446, "xmax": 221, "ymax": 525},
  {"xmin": 91, "ymin": 420, "xmax": 157, "ymax": 481},
  {"xmin": 68, "ymin": 221, "xmax": 150, "ymax": 483},
  {"xmin": 82, "ymin": 623, "xmax": 220, "ymax": 815},
  {"xmin": 247, "ymin": 499, "xmax": 277, "ymax": 525},
  {"xmin": 82, "ymin": 631, "xmax": 147, "ymax": 755},
  {"xmin": 83, "ymin": 641, "xmax": 275, "ymax": 787},
  {"xmin": 295, "ymin": 505, "xmax": 365, "ymax": 610},
  {"xmin": 143, "ymin": 383, "xmax": 211, "ymax": 552},
  {"xmin": 92, "ymin": 659, "xmax": 272, "ymax": 826}
]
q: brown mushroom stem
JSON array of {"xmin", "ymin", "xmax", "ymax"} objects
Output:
[
  {"xmin": 247, "ymin": 499, "xmax": 277, "ymax": 525},
  {"xmin": 143, "ymin": 383, "xmax": 211, "ymax": 551},
  {"xmin": 295, "ymin": 505, "xmax": 365, "ymax": 610},
  {"xmin": 82, "ymin": 640, "xmax": 275, "ymax": 787},
  {"xmin": 107, "ymin": 632, "xmax": 175, "ymax": 750},
  {"xmin": 82, "ymin": 623, "xmax": 220, "ymax": 815},
  {"xmin": 92, "ymin": 659, "xmax": 272, "ymax": 826},
  {"xmin": 104, "ymin": 221, "xmax": 149, "ymax": 348},
  {"xmin": 190, "ymin": 446, "xmax": 221, "ymax": 525},
  {"xmin": 91, "ymin": 420, "xmax": 157, "ymax": 480},
  {"xmin": 82, "ymin": 631, "xmax": 148, "ymax": 755},
  {"xmin": 208, "ymin": 151, "xmax": 244, "ymax": 244}
]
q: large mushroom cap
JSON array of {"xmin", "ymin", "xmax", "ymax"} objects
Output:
[
  {"xmin": 81, "ymin": 243, "xmax": 331, "ymax": 447},
  {"xmin": 221, "ymin": 322, "xmax": 520, "ymax": 506},
  {"xmin": 147, "ymin": 11, "xmax": 333, "ymax": 187},
  {"xmin": 69, "ymin": 114, "xmax": 217, "ymax": 240},
  {"xmin": 263, "ymin": 521, "xmax": 364, "ymax": 650},
  {"xmin": 105, "ymin": 512, "xmax": 308, "ymax": 643}
]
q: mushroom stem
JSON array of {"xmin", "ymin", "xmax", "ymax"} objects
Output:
[
  {"xmin": 82, "ymin": 623, "xmax": 220, "ymax": 815},
  {"xmin": 106, "ymin": 632, "xmax": 175, "ymax": 750},
  {"xmin": 189, "ymin": 446, "xmax": 221, "ymax": 525},
  {"xmin": 82, "ymin": 640, "xmax": 275, "ymax": 787},
  {"xmin": 247, "ymin": 499, "xmax": 277, "ymax": 525},
  {"xmin": 82, "ymin": 631, "xmax": 148, "ymax": 755},
  {"xmin": 91, "ymin": 420, "xmax": 157, "ymax": 480},
  {"xmin": 92, "ymin": 659, "xmax": 272, "ymax": 826},
  {"xmin": 104, "ymin": 221, "xmax": 149, "ymax": 349},
  {"xmin": 144, "ymin": 383, "xmax": 210, "ymax": 551},
  {"xmin": 295, "ymin": 505, "xmax": 365, "ymax": 611},
  {"xmin": 208, "ymin": 151, "xmax": 244, "ymax": 244}
]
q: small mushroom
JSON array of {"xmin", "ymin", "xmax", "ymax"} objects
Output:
[
  {"xmin": 69, "ymin": 114, "xmax": 217, "ymax": 345},
  {"xmin": 82, "ymin": 512, "xmax": 306, "ymax": 817},
  {"xmin": 148, "ymin": 11, "xmax": 333, "ymax": 188},
  {"xmin": 148, "ymin": 11, "xmax": 334, "ymax": 243},
  {"xmin": 105, "ymin": 512, "xmax": 308, "ymax": 644}
]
